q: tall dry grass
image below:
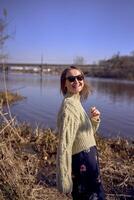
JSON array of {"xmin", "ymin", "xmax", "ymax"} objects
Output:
[
  {"xmin": 0, "ymin": 107, "xmax": 133, "ymax": 200},
  {"xmin": 0, "ymin": 111, "xmax": 70, "ymax": 200}
]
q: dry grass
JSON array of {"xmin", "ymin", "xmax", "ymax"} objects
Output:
[
  {"xmin": 0, "ymin": 115, "xmax": 70, "ymax": 200},
  {"xmin": 0, "ymin": 91, "xmax": 133, "ymax": 200},
  {"xmin": 96, "ymin": 135, "xmax": 134, "ymax": 199},
  {"xmin": 0, "ymin": 91, "xmax": 24, "ymax": 107}
]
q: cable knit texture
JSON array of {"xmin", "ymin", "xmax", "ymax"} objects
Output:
[{"xmin": 56, "ymin": 93, "xmax": 100, "ymax": 193}]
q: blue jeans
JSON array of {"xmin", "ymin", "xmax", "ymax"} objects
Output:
[{"xmin": 72, "ymin": 146, "xmax": 105, "ymax": 200}]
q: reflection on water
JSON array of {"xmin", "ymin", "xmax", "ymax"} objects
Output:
[
  {"xmin": 90, "ymin": 78, "xmax": 134, "ymax": 104},
  {"xmin": 0, "ymin": 72, "xmax": 134, "ymax": 139}
]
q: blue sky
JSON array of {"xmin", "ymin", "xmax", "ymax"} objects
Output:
[{"xmin": 0, "ymin": 0, "xmax": 134, "ymax": 64}]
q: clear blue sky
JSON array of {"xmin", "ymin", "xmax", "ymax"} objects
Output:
[{"xmin": 0, "ymin": 0, "xmax": 134, "ymax": 64}]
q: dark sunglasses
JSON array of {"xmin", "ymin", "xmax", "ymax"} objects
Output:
[{"xmin": 66, "ymin": 75, "xmax": 84, "ymax": 82}]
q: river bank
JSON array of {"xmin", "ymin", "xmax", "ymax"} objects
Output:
[
  {"xmin": 85, "ymin": 54, "xmax": 134, "ymax": 80},
  {"xmin": 0, "ymin": 91, "xmax": 24, "ymax": 107},
  {"xmin": 0, "ymin": 119, "xmax": 133, "ymax": 200}
]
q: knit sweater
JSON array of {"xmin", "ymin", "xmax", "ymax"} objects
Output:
[{"xmin": 56, "ymin": 93, "xmax": 100, "ymax": 194}]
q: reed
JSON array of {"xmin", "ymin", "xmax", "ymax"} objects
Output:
[{"xmin": 0, "ymin": 91, "xmax": 24, "ymax": 106}]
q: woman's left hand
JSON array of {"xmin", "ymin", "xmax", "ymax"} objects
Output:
[{"xmin": 90, "ymin": 106, "xmax": 100, "ymax": 119}]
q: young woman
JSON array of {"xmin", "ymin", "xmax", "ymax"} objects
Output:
[{"xmin": 56, "ymin": 66, "xmax": 105, "ymax": 200}]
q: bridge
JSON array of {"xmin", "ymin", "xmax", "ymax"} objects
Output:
[{"xmin": 0, "ymin": 62, "xmax": 97, "ymax": 73}]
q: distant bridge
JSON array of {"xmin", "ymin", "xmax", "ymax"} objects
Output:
[
  {"xmin": 0, "ymin": 62, "xmax": 97, "ymax": 73},
  {"xmin": 0, "ymin": 62, "xmax": 70, "ymax": 69},
  {"xmin": 0, "ymin": 62, "xmax": 71, "ymax": 67}
]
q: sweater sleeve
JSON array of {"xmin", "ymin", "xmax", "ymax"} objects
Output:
[
  {"xmin": 56, "ymin": 106, "xmax": 79, "ymax": 194},
  {"xmin": 90, "ymin": 117, "xmax": 100, "ymax": 134}
]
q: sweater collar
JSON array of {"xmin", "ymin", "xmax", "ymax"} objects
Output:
[{"xmin": 65, "ymin": 92, "xmax": 80, "ymax": 101}]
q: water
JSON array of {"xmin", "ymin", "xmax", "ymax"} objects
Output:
[{"xmin": 0, "ymin": 72, "xmax": 134, "ymax": 139}]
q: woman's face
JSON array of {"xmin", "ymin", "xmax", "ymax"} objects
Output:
[{"xmin": 65, "ymin": 69, "xmax": 84, "ymax": 94}]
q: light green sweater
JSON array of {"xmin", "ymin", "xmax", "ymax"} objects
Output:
[{"xmin": 56, "ymin": 93, "xmax": 100, "ymax": 194}]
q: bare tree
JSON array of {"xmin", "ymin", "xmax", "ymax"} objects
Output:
[
  {"xmin": 130, "ymin": 50, "xmax": 134, "ymax": 57},
  {"xmin": 0, "ymin": 8, "xmax": 9, "ymax": 62},
  {"xmin": 73, "ymin": 56, "xmax": 85, "ymax": 65}
]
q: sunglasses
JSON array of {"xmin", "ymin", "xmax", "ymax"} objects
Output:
[{"xmin": 66, "ymin": 75, "xmax": 84, "ymax": 82}]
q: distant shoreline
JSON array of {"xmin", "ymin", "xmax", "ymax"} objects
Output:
[
  {"xmin": 1, "ymin": 54, "xmax": 134, "ymax": 81},
  {"xmin": 0, "ymin": 68, "xmax": 134, "ymax": 81}
]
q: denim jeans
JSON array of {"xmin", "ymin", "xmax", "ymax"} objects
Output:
[{"xmin": 72, "ymin": 146, "xmax": 105, "ymax": 200}]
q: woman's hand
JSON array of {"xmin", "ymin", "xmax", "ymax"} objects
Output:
[{"xmin": 90, "ymin": 106, "xmax": 100, "ymax": 120}]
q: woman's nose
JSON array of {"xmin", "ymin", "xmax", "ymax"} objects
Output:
[{"xmin": 74, "ymin": 78, "xmax": 79, "ymax": 83}]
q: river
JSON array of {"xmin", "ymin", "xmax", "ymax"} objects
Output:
[{"xmin": 0, "ymin": 72, "xmax": 134, "ymax": 139}]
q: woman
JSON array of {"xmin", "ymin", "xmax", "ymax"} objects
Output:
[{"xmin": 56, "ymin": 66, "xmax": 105, "ymax": 200}]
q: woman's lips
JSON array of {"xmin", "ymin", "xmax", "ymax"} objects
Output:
[{"xmin": 72, "ymin": 84, "xmax": 80, "ymax": 89}]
